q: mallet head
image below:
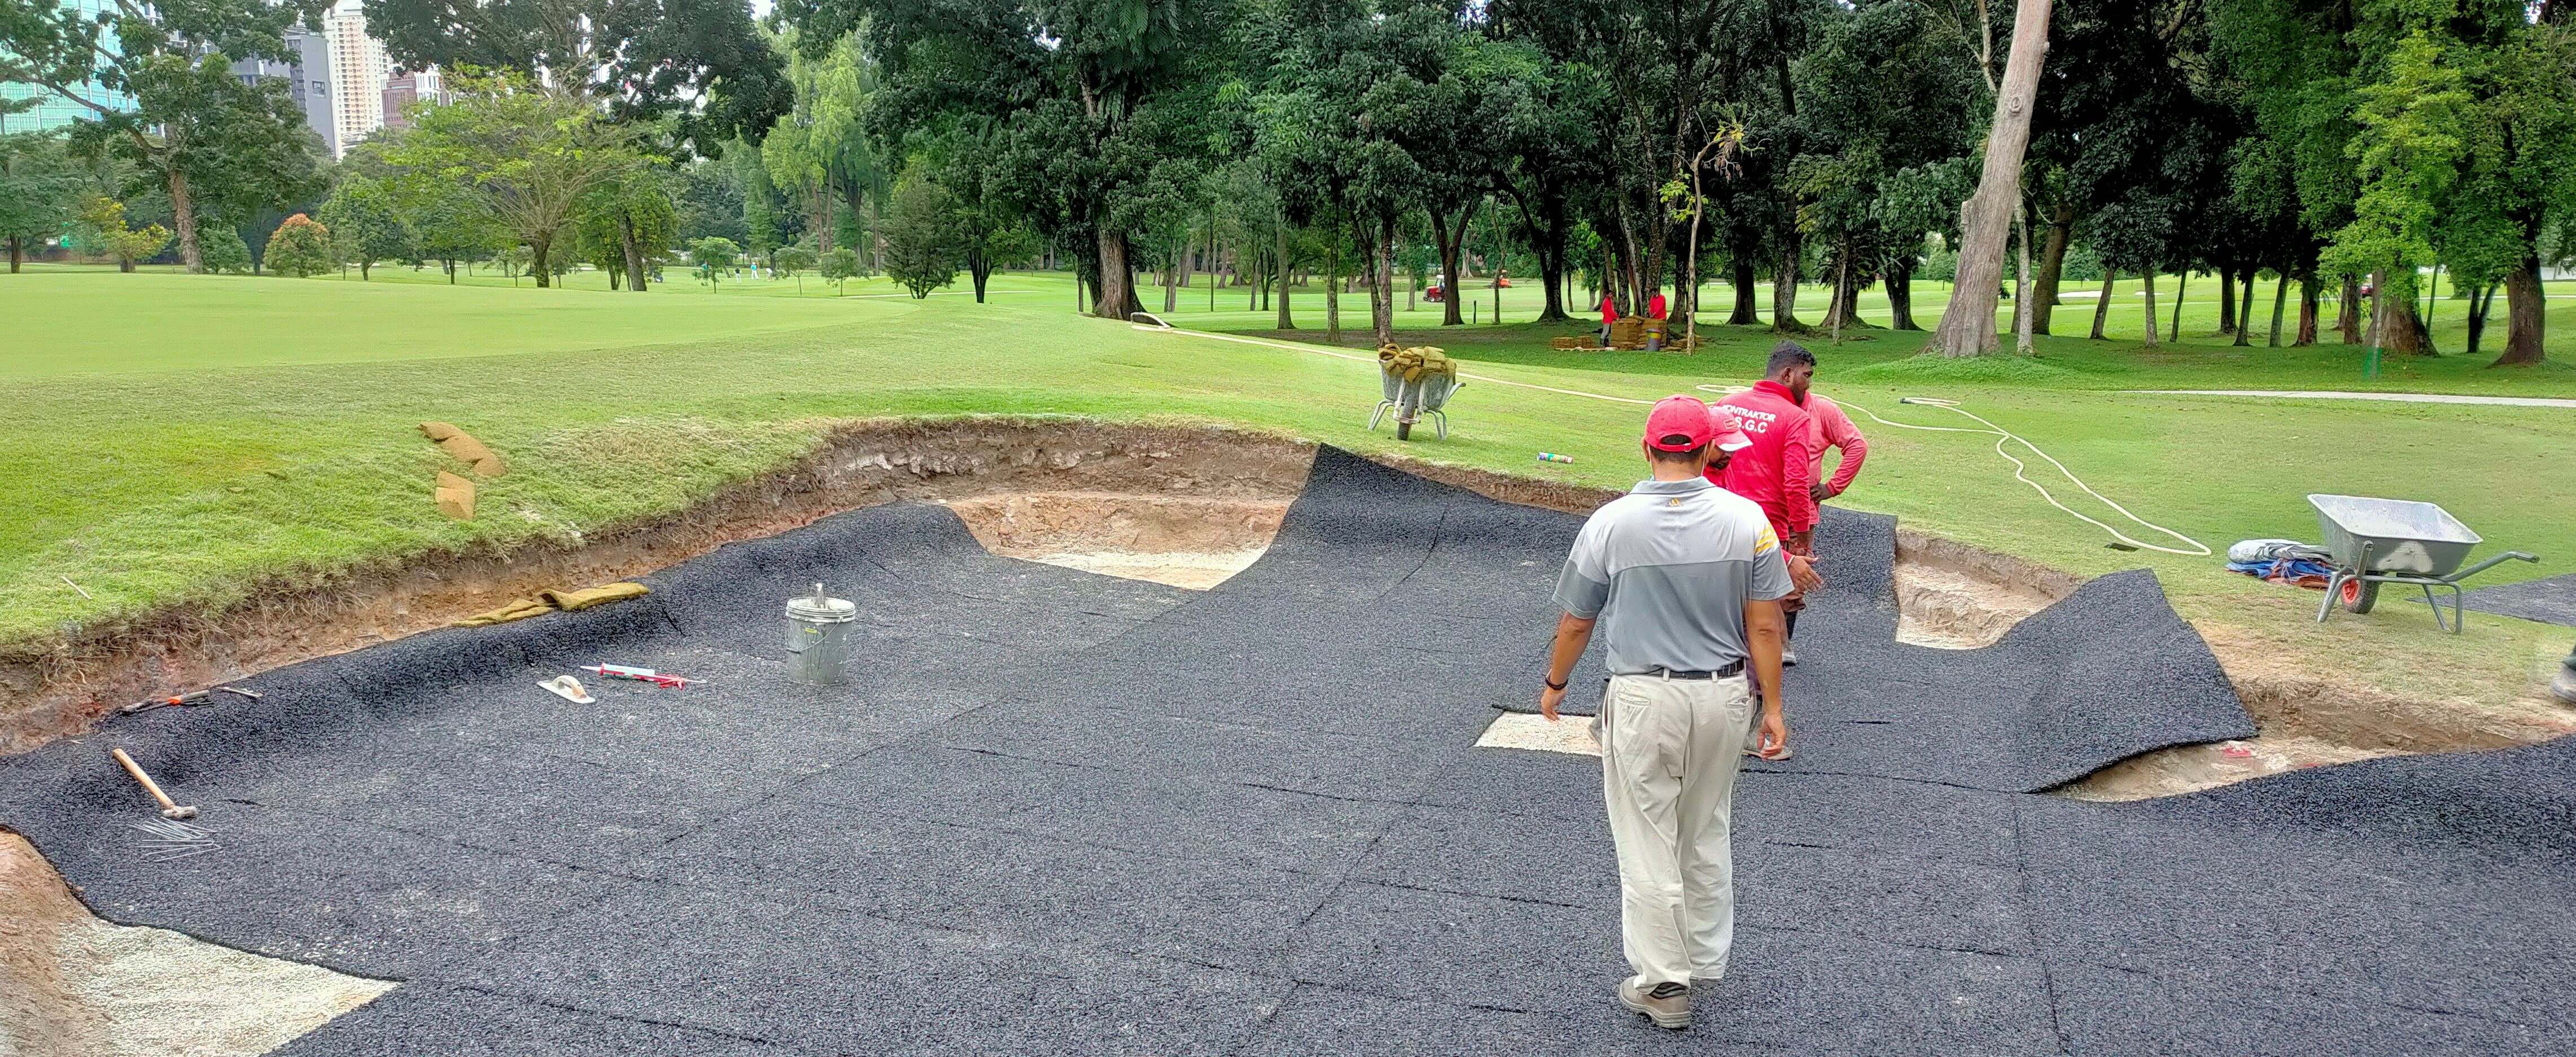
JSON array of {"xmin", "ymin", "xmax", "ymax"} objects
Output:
[{"xmin": 161, "ymin": 804, "xmax": 198, "ymax": 820}]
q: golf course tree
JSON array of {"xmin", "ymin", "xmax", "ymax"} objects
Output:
[
  {"xmin": 688, "ymin": 235, "xmax": 740, "ymax": 287},
  {"xmin": 198, "ymin": 225, "xmax": 256, "ymax": 273},
  {"xmin": 798, "ymin": 0, "xmax": 1234, "ymax": 321},
  {"xmin": 391, "ymin": 161, "xmax": 509, "ymax": 283},
  {"xmin": 915, "ymin": 120, "xmax": 1040, "ymax": 304},
  {"xmin": 0, "ymin": 131, "xmax": 78, "ymax": 272},
  {"xmin": 2317, "ymin": 3, "xmax": 2576, "ymax": 364},
  {"xmin": 263, "ymin": 212, "xmax": 334, "ymax": 277},
  {"xmin": 1783, "ymin": 0, "xmax": 1979, "ymax": 335},
  {"xmin": 318, "ymin": 171, "xmax": 414, "ymax": 280},
  {"xmin": 773, "ymin": 243, "xmax": 817, "ymax": 293},
  {"xmin": 574, "ymin": 168, "xmax": 683, "ymax": 291},
  {"xmin": 732, "ymin": 137, "xmax": 816, "ymax": 265},
  {"xmin": 819, "ymin": 245, "xmax": 865, "ymax": 294},
  {"xmin": 675, "ymin": 156, "xmax": 752, "ymax": 245},
  {"xmin": 756, "ymin": 28, "xmax": 886, "ymax": 257},
  {"xmin": 1930, "ymin": 0, "xmax": 2054, "ymax": 356},
  {"xmin": 386, "ymin": 72, "xmax": 657, "ymax": 288},
  {"xmin": 75, "ymin": 195, "xmax": 172, "ymax": 271},
  {"xmin": 880, "ymin": 171, "xmax": 962, "ymax": 298},
  {"xmin": 362, "ymin": 0, "xmax": 790, "ymax": 150},
  {"xmin": 2, "ymin": 0, "xmax": 331, "ymax": 273}
]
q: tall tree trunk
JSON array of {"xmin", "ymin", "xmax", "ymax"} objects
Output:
[
  {"xmin": 2268, "ymin": 272, "xmax": 2288, "ymax": 346},
  {"xmin": 1274, "ymin": 220, "xmax": 1293, "ymax": 329},
  {"xmin": 2216, "ymin": 269, "xmax": 2237, "ymax": 334},
  {"xmin": 2336, "ymin": 276, "xmax": 2361, "ymax": 343},
  {"xmin": 1887, "ymin": 261, "xmax": 1919, "ymax": 330},
  {"xmin": 2031, "ymin": 200, "xmax": 2072, "ymax": 334},
  {"xmin": 620, "ymin": 215, "xmax": 649, "ymax": 292},
  {"xmin": 1372, "ymin": 216, "xmax": 1397, "ymax": 347},
  {"xmin": 1093, "ymin": 228, "xmax": 1138, "ymax": 321},
  {"xmin": 1772, "ymin": 235, "xmax": 1802, "ymax": 332},
  {"xmin": 2012, "ymin": 207, "xmax": 2034, "ymax": 352},
  {"xmin": 2463, "ymin": 283, "xmax": 2496, "ymax": 356},
  {"xmin": 2225, "ymin": 274, "xmax": 2246, "ymax": 348},
  {"xmin": 1929, "ymin": 0, "xmax": 2052, "ymax": 356},
  {"xmin": 531, "ymin": 231, "xmax": 553, "ymax": 289},
  {"xmin": 2371, "ymin": 270, "xmax": 2430, "ymax": 355},
  {"xmin": 2168, "ymin": 270, "xmax": 2187, "ymax": 342},
  {"xmin": 2140, "ymin": 270, "xmax": 2159, "ymax": 347},
  {"xmin": 1522, "ymin": 187, "xmax": 1573, "ymax": 324},
  {"xmin": 817, "ymin": 190, "xmax": 834, "ymax": 254},
  {"xmin": 2494, "ymin": 256, "xmax": 2547, "ymax": 366},
  {"xmin": 8, "ymin": 234, "xmax": 22, "ymax": 272},
  {"xmin": 168, "ymin": 169, "xmax": 203, "ymax": 272},
  {"xmin": 1324, "ymin": 242, "xmax": 1341, "ymax": 344},
  {"xmin": 2090, "ymin": 271, "xmax": 2115, "ymax": 339},
  {"xmin": 2295, "ymin": 273, "xmax": 2319, "ymax": 345},
  {"xmin": 1821, "ymin": 243, "xmax": 1868, "ymax": 330},
  {"xmin": 1433, "ymin": 199, "xmax": 1475, "ymax": 326},
  {"xmin": 1729, "ymin": 257, "xmax": 1759, "ymax": 325}
]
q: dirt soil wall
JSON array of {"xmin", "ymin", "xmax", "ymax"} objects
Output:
[{"xmin": 0, "ymin": 418, "xmax": 1317, "ymax": 752}]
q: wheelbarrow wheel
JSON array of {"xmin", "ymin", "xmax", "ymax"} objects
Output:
[{"xmin": 2339, "ymin": 577, "xmax": 2379, "ymax": 614}]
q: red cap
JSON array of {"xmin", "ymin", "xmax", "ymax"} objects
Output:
[
  {"xmin": 1645, "ymin": 396, "xmax": 1718, "ymax": 452},
  {"xmin": 1711, "ymin": 405, "xmax": 1754, "ymax": 452}
]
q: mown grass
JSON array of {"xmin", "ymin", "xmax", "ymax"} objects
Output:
[{"xmin": 7, "ymin": 265, "xmax": 2571, "ymax": 713}]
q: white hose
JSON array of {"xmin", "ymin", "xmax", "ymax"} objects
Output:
[
  {"xmin": 1700, "ymin": 386, "xmax": 2211, "ymax": 557},
  {"xmin": 1139, "ymin": 322, "xmax": 2206, "ymax": 557}
]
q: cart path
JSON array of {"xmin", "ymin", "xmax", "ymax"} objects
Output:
[{"xmin": 2127, "ymin": 389, "xmax": 2576, "ymax": 408}]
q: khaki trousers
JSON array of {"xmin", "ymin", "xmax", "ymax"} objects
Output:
[{"xmin": 1599, "ymin": 671, "xmax": 1754, "ymax": 986}]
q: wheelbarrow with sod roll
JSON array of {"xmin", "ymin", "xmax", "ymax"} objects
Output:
[
  {"xmin": 1371, "ymin": 344, "xmax": 1464, "ymax": 440},
  {"xmin": 2304, "ymin": 494, "xmax": 2538, "ymax": 634}
]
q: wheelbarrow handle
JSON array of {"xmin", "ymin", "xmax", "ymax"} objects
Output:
[{"xmin": 2450, "ymin": 551, "xmax": 2540, "ymax": 581}]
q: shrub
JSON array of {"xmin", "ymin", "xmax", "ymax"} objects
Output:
[
  {"xmin": 200, "ymin": 228, "xmax": 254, "ymax": 274},
  {"xmin": 266, "ymin": 214, "xmax": 336, "ymax": 278}
]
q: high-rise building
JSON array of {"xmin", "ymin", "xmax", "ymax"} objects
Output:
[
  {"xmin": 230, "ymin": 27, "xmax": 338, "ymax": 157},
  {"xmin": 0, "ymin": 0, "xmax": 136, "ymax": 134},
  {"xmin": 381, "ymin": 68, "xmax": 444, "ymax": 132},
  {"xmin": 320, "ymin": 0, "xmax": 390, "ymax": 155}
]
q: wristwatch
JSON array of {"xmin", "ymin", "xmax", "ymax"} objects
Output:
[{"xmin": 1543, "ymin": 674, "xmax": 1568, "ymax": 691}]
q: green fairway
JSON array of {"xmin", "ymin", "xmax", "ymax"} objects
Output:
[{"xmin": 6, "ymin": 267, "xmax": 2573, "ymax": 713}]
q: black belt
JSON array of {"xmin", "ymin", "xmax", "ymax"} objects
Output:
[{"xmin": 1633, "ymin": 662, "xmax": 1744, "ymax": 680}]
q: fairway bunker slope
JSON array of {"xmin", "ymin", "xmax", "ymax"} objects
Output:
[{"xmin": 2, "ymin": 448, "xmax": 2569, "ymax": 1056}]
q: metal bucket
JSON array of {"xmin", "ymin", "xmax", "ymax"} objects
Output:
[{"xmin": 783, "ymin": 582, "xmax": 858, "ymax": 685}]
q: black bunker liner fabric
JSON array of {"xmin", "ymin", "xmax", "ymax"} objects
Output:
[
  {"xmin": 2461, "ymin": 570, "xmax": 2576, "ymax": 628},
  {"xmin": 2, "ymin": 445, "xmax": 2568, "ymax": 1056}
]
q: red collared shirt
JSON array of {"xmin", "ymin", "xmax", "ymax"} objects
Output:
[{"xmin": 1707, "ymin": 379, "xmax": 1818, "ymax": 535}]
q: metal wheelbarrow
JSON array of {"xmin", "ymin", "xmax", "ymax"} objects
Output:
[
  {"xmin": 1370, "ymin": 370, "xmax": 1464, "ymax": 441},
  {"xmin": 2305, "ymin": 494, "xmax": 2538, "ymax": 633}
]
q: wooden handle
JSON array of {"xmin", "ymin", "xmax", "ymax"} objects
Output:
[{"xmin": 111, "ymin": 748, "xmax": 181, "ymax": 813}]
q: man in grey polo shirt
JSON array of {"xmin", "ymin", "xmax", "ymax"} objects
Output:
[{"xmin": 1537, "ymin": 394, "xmax": 1794, "ymax": 1031}]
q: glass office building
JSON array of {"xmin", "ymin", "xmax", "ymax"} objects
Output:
[{"xmin": 0, "ymin": 0, "xmax": 136, "ymax": 133}]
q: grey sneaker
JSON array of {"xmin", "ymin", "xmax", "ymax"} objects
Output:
[
  {"xmin": 1781, "ymin": 643, "xmax": 1799, "ymax": 667},
  {"xmin": 2553, "ymin": 649, "xmax": 2576, "ymax": 705},
  {"xmin": 1617, "ymin": 976, "xmax": 1690, "ymax": 1029}
]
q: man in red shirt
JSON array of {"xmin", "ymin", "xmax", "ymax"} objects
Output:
[
  {"xmin": 1644, "ymin": 290, "xmax": 1669, "ymax": 351},
  {"xmin": 1712, "ymin": 342, "xmax": 1819, "ymax": 662},
  {"xmin": 1803, "ymin": 391, "xmax": 1868, "ymax": 503},
  {"xmin": 1599, "ymin": 292, "xmax": 1619, "ymax": 347}
]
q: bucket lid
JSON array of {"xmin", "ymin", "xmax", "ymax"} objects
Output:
[{"xmin": 785, "ymin": 582, "xmax": 858, "ymax": 622}]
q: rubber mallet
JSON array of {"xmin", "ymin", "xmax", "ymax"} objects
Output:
[{"xmin": 111, "ymin": 748, "xmax": 197, "ymax": 820}]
